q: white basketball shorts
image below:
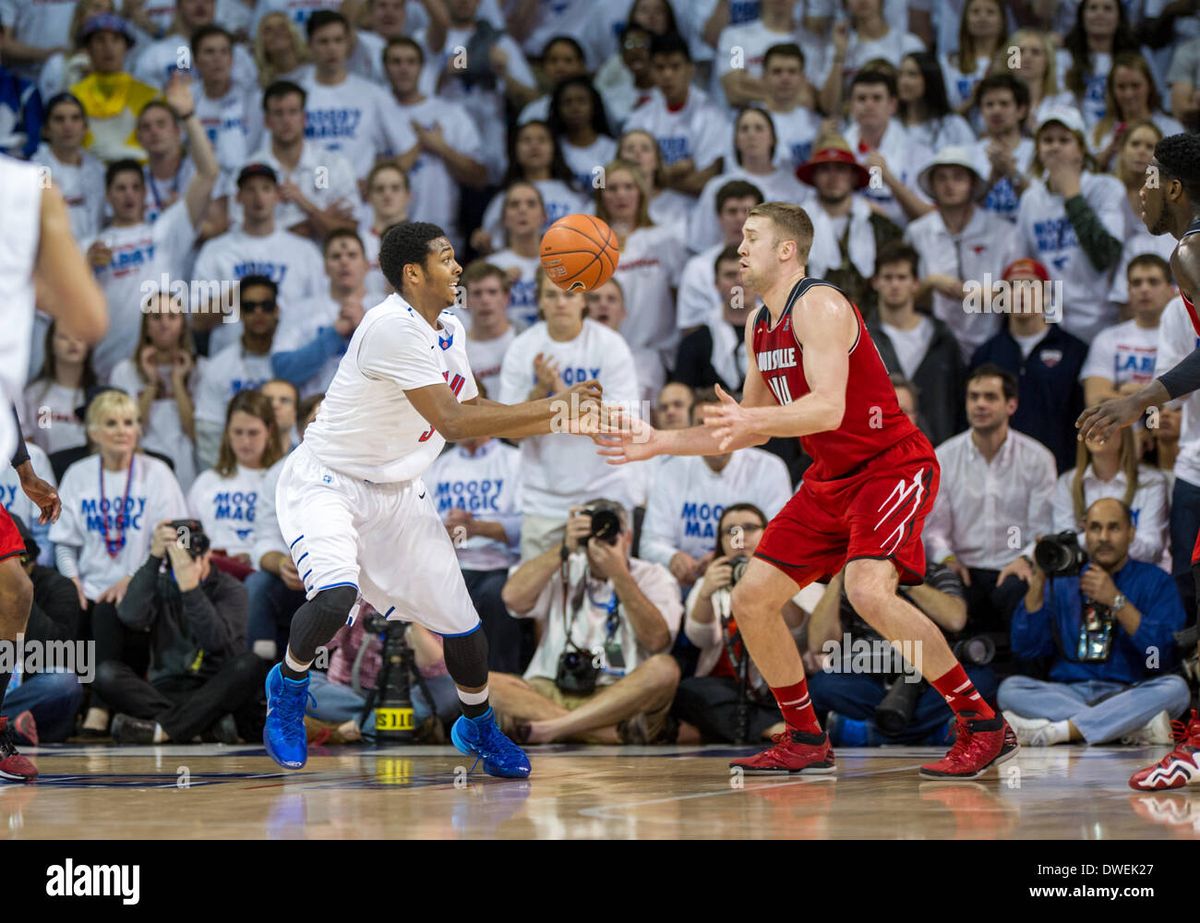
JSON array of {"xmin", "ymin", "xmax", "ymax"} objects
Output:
[{"xmin": 275, "ymin": 442, "xmax": 481, "ymax": 636}]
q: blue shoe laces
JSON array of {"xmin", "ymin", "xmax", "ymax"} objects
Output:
[{"xmin": 272, "ymin": 678, "xmax": 316, "ymax": 746}]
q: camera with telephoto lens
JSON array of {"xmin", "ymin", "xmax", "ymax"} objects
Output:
[
  {"xmin": 952, "ymin": 635, "xmax": 996, "ymax": 666},
  {"xmin": 728, "ymin": 555, "xmax": 749, "ymax": 587},
  {"xmin": 1034, "ymin": 530, "xmax": 1088, "ymax": 577},
  {"xmin": 555, "ymin": 645, "xmax": 599, "ymax": 696},
  {"xmin": 575, "ymin": 507, "xmax": 621, "ymax": 549}
]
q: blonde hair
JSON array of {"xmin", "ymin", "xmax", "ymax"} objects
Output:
[
  {"xmin": 747, "ymin": 202, "xmax": 815, "ymax": 264},
  {"xmin": 1072, "ymin": 427, "xmax": 1138, "ymax": 521},
  {"xmin": 594, "ymin": 159, "xmax": 654, "ymax": 232},
  {"xmin": 996, "ymin": 29, "xmax": 1062, "ymax": 98},
  {"xmin": 255, "ymin": 12, "xmax": 311, "ymax": 87},
  {"xmin": 86, "ymin": 390, "xmax": 141, "ymax": 446}
]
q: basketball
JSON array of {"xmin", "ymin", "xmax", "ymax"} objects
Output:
[{"xmin": 539, "ymin": 214, "xmax": 619, "ymax": 292}]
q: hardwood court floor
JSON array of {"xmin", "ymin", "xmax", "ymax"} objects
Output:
[{"xmin": 2, "ymin": 743, "xmax": 1198, "ymax": 840}]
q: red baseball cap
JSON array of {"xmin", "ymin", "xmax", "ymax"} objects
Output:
[
  {"xmin": 1001, "ymin": 258, "xmax": 1051, "ymax": 282},
  {"xmin": 795, "ymin": 144, "xmax": 870, "ymax": 189}
]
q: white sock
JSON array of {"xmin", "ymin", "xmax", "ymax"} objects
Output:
[
  {"xmin": 153, "ymin": 723, "xmax": 169, "ymax": 743},
  {"xmin": 458, "ymin": 686, "xmax": 489, "ymax": 709},
  {"xmin": 284, "ymin": 649, "xmax": 312, "ymax": 675}
]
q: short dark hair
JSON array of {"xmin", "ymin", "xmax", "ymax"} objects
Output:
[
  {"xmin": 714, "ymin": 502, "xmax": 768, "ymax": 554},
  {"xmin": 384, "ymin": 35, "xmax": 424, "ymax": 66},
  {"xmin": 44, "ymin": 92, "xmax": 86, "ymax": 123},
  {"xmin": 763, "ymin": 42, "xmax": 805, "ymax": 71},
  {"xmin": 714, "ymin": 244, "xmax": 741, "ymax": 273},
  {"xmin": 649, "ymin": 31, "xmax": 690, "ymax": 61},
  {"xmin": 306, "ymin": 9, "xmax": 348, "ymax": 40},
  {"xmin": 974, "ymin": 72, "xmax": 1030, "ymax": 111},
  {"xmin": 379, "ymin": 221, "xmax": 448, "ymax": 292},
  {"xmin": 238, "ymin": 274, "xmax": 279, "ymax": 299},
  {"xmin": 542, "ymin": 35, "xmax": 585, "ymax": 64},
  {"xmin": 715, "ymin": 179, "xmax": 764, "ymax": 214},
  {"xmin": 105, "ymin": 158, "xmax": 144, "ymax": 190},
  {"xmin": 462, "ymin": 260, "xmax": 510, "ymax": 291},
  {"xmin": 1128, "ymin": 253, "xmax": 1172, "ymax": 283},
  {"xmin": 263, "ymin": 79, "xmax": 306, "ymax": 112},
  {"xmin": 875, "ymin": 241, "xmax": 920, "ymax": 277},
  {"xmin": 190, "ymin": 23, "xmax": 233, "ymax": 56},
  {"xmin": 850, "ymin": 68, "xmax": 897, "ymax": 99},
  {"xmin": 968, "ymin": 362, "xmax": 1018, "ymax": 401},
  {"xmin": 1155, "ymin": 132, "xmax": 1200, "ymax": 203},
  {"xmin": 322, "ymin": 227, "xmax": 365, "ymax": 256}
]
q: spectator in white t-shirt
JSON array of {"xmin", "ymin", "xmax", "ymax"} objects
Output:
[
  {"xmin": 382, "ymin": 36, "xmax": 486, "ymax": 253},
  {"xmin": 461, "ymin": 261, "xmax": 515, "ymax": 401},
  {"xmin": 188, "ymin": 388, "xmax": 287, "ymax": 566},
  {"xmin": 191, "ymin": 24, "xmax": 263, "ymax": 199},
  {"xmin": 593, "ymin": 23, "xmax": 657, "ymax": 132},
  {"xmin": 938, "ymin": 0, "xmax": 1004, "ymax": 118},
  {"xmin": 252, "ymin": 11, "xmax": 312, "ymax": 87},
  {"xmin": 1058, "ymin": 0, "xmax": 1143, "ymax": 128},
  {"xmin": 897, "ymin": 52, "xmax": 976, "ymax": 152},
  {"xmin": 761, "ymin": 42, "xmax": 828, "ymax": 175},
  {"xmin": 107, "ymin": 289, "xmax": 201, "ymax": 491},
  {"xmin": 23, "ymin": 322, "xmax": 97, "ymax": 458},
  {"xmin": 193, "ymin": 275, "xmax": 284, "ymax": 469},
  {"xmin": 641, "ymin": 388, "xmax": 793, "ymax": 590},
  {"xmin": 616, "ymin": 127, "xmax": 695, "ymax": 238},
  {"xmin": 517, "ymin": 34, "xmax": 590, "ymax": 126},
  {"xmin": 974, "ymin": 73, "xmax": 1035, "ymax": 223},
  {"xmin": 1110, "ymin": 122, "xmax": 1171, "ymax": 299},
  {"xmin": 995, "ymin": 28, "xmax": 1076, "ymax": 135},
  {"xmin": 597, "ymin": 158, "xmax": 686, "ymax": 376},
  {"xmin": 32, "ymin": 93, "xmax": 106, "ymax": 242},
  {"xmin": 1088, "ymin": 52, "xmax": 1183, "ymax": 173},
  {"xmin": 822, "ymin": 0, "xmax": 924, "ymax": 103},
  {"xmin": 498, "ymin": 269, "xmax": 641, "ymax": 559},
  {"xmin": 546, "ymin": 75, "xmax": 618, "ymax": 191},
  {"xmin": 1082, "ymin": 253, "xmax": 1174, "ymax": 407},
  {"xmin": 488, "ymin": 180, "xmax": 545, "ymax": 330},
  {"xmin": 358, "ymin": 159, "xmax": 408, "ymax": 298},
  {"xmin": 261, "ymin": 378, "xmax": 299, "ymax": 449},
  {"xmin": 655, "ymin": 380, "xmax": 694, "ymax": 431}
]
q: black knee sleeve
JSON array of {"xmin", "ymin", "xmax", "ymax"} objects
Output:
[
  {"xmin": 443, "ymin": 626, "xmax": 490, "ymax": 689},
  {"xmin": 287, "ymin": 585, "xmax": 358, "ymax": 663}
]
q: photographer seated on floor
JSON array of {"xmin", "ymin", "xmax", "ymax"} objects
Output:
[
  {"xmin": 802, "ymin": 558, "xmax": 999, "ymax": 746},
  {"xmin": 670, "ymin": 503, "xmax": 816, "ymax": 744},
  {"xmin": 490, "ymin": 499, "xmax": 683, "ymax": 744},
  {"xmin": 999, "ymin": 498, "xmax": 1191, "ymax": 747},
  {"xmin": 93, "ymin": 519, "xmax": 264, "ymax": 745}
]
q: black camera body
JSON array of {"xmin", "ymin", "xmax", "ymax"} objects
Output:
[
  {"xmin": 555, "ymin": 646, "xmax": 599, "ymax": 696},
  {"xmin": 1034, "ymin": 530, "xmax": 1087, "ymax": 577},
  {"xmin": 728, "ymin": 555, "xmax": 749, "ymax": 587},
  {"xmin": 576, "ymin": 507, "xmax": 621, "ymax": 549}
]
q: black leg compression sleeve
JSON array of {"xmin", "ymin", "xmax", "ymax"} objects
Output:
[
  {"xmin": 443, "ymin": 626, "xmax": 490, "ymax": 690},
  {"xmin": 284, "ymin": 586, "xmax": 358, "ymax": 675}
]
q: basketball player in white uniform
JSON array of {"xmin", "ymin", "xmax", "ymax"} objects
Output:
[
  {"xmin": 0, "ymin": 154, "xmax": 107, "ymax": 780},
  {"xmin": 265, "ymin": 221, "xmax": 610, "ymax": 778}
]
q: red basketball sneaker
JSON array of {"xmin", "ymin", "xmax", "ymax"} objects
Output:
[
  {"xmin": 1128, "ymin": 710, "xmax": 1200, "ymax": 791},
  {"xmin": 729, "ymin": 729, "xmax": 836, "ymax": 775},
  {"xmin": 920, "ymin": 712, "xmax": 1018, "ymax": 780},
  {"xmin": 0, "ymin": 717, "xmax": 37, "ymax": 782}
]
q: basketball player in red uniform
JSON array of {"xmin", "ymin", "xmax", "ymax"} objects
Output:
[
  {"xmin": 1078, "ymin": 132, "xmax": 1200, "ymax": 790},
  {"xmin": 598, "ymin": 202, "xmax": 1018, "ymax": 778}
]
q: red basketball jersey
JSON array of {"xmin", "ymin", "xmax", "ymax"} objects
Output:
[{"xmin": 752, "ymin": 278, "xmax": 921, "ymax": 480}]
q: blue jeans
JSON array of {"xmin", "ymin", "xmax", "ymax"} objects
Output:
[
  {"xmin": 306, "ymin": 670, "xmax": 460, "ymax": 741},
  {"xmin": 246, "ymin": 570, "xmax": 307, "ymax": 658},
  {"xmin": 1, "ymin": 670, "xmax": 83, "ymax": 743},
  {"xmin": 807, "ymin": 666, "xmax": 999, "ymax": 745},
  {"xmin": 998, "ymin": 674, "xmax": 1192, "ymax": 743}
]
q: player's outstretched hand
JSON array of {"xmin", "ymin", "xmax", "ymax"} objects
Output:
[
  {"xmin": 594, "ymin": 412, "xmax": 658, "ymax": 464},
  {"xmin": 1076, "ymin": 395, "xmax": 1144, "ymax": 445},
  {"xmin": 702, "ymin": 384, "xmax": 751, "ymax": 451}
]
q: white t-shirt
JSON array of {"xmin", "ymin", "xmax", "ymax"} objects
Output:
[
  {"xmin": 192, "ymin": 227, "xmax": 328, "ymax": 354},
  {"xmin": 624, "ymin": 86, "xmax": 731, "ymax": 171},
  {"xmin": 939, "ymin": 52, "xmax": 990, "ymax": 113},
  {"xmin": 49, "ymin": 453, "xmax": 188, "ymax": 601},
  {"xmin": 31, "ymin": 145, "xmax": 106, "ymax": 242},
  {"xmin": 465, "ymin": 328, "xmax": 515, "ymax": 402},
  {"xmin": 881, "ymin": 317, "xmax": 934, "ymax": 381},
  {"xmin": 187, "ymin": 464, "xmax": 269, "ymax": 558},
  {"xmin": 488, "ymin": 249, "xmax": 541, "ymax": 330},
  {"xmin": 614, "ymin": 225, "xmax": 687, "ymax": 369},
  {"xmin": 381, "ymin": 94, "xmax": 482, "ymax": 251},
  {"xmin": 0, "ymin": 441, "xmax": 56, "ymax": 566},
  {"xmin": 480, "ymin": 179, "xmax": 590, "ymax": 248},
  {"xmin": 844, "ymin": 120, "xmax": 932, "ymax": 229},
  {"xmin": 21, "ymin": 380, "xmax": 86, "ymax": 456},
  {"xmin": 140, "ymin": 158, "xmax": 196, "ymax": 226},
  {"xmin": 834, "ymin": 28, "xmax": 925, "ymax": 84},
  {"xmin": 302, "ymin": 298, "xmax": 478, "ymax": 483},
  {"xmin": 1016, "ymin": 172, "xmax": 1126, "ymax": 342},
  {"xmin": 240, "ymin": 141, "xmax": 359, "ymax": 233},
  {"xmin": 108, "ymin": 358, "xmax": 201, "ymax": 491},
  {"xmin": 562, "ymin": 136, "xmax": 618, "ymax": 190},
  {"xmin": 195, "ymin": 84, "xmax": 264, "ymax": 192},
  {"xmin": 688, "ymin": 166, "xmax": 810, "ymax": 252},
  {"xmin": 1051, "ymin": 463, "xmax": 1170, "ymax": 567},
  {"xmin": 193, "ymin": 343, "xmax": 276, "ymax": 425},
  {"xmin": 132, "ymin": 34, "xmax": 259, "ymax": 96},
  {"xmin": 770, "ymin": 106, "xmax": 825, "ymax": 173},
  {"xmin": 302, "ymin": 72, "xmax": 414, "ymax": 181},
  {"xmin": 497, "ymin": 319, "xmax": 641, "ymax": 520},
  {"xmin": 1079, "ymin": 319, "xmax": 1160, "ymax": 391},
  {"xmin": 1056, "ymin": 51, "xmax": 1112, "ymax": 128},
  {"xmin": 80, "ymin": 200, "xmax": 198, "ymax": 381},
  {"xmin": 426, "ymin": 439, "xmax": 521, "ymax": 572},
  {"xmin": 639, "ymin": 450, "xmax": 794, "ymax": 567},
  {"xmin": 974, "ymin": 136, "xmax": 1034, "ymax": 223}
]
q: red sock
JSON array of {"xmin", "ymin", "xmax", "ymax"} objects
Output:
[
  {"xmin": 770, "ymin": 678, "xmax": 822, "ymax": 736},
  {"xmin": 930, "ymin": 664, "xmax": 995, "ymax": 719}
]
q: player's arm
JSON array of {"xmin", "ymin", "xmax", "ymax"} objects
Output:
[
  {"xmin": 717, "ymin": 287, "xmax": 855, "ymax": 444},
  {"xmin": 34, "ymin": 185, "xmax": 107, "ymax": 345},
  {"xmin": 407, "ymin": 381, "xmax": 603, "ymax": 441},
  {"xmin": 1078, "ymin": 247, "xmax": 1200, "ymax": 442}
]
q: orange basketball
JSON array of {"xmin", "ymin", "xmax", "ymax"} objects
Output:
[{"xmin": 539, "ymin": 214, "xmax": 620, "ymax": 292}]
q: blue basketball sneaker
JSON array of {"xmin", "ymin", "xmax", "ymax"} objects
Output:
[
  {"xmin": 264, "ymin": 663, "xmax": 314, "ymax": 769},
  {"xmin": 450, "ymin": 708, "xmax": 532, "ymax": 779}
]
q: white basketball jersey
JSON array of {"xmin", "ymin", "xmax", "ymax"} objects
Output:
[
  {"xmin": 0, "ymin": 156, "xmax": 41, "ymax": 463},
  {"xmin": 302, "ymin": 295, "xmax": 479, "ymax": 483}
]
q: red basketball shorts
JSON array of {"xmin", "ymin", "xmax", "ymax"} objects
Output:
[
  {"xmin": 0, "ymin": 506, "xmax": 25, "ymax": 561},
  {"xmin": 755, "ymin": 431, "xmax": 940, "ymax": 588}
]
